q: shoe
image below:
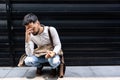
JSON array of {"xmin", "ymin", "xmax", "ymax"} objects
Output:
[
  {"xmin": 36, "ymin": 66, "xmax": 43, "ymax": 75},
  {"xmin": 49, "ymin": 69, "xmax": 56, "ymax": 78}
]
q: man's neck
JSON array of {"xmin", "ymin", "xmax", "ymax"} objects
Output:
[{"xmin": 39, "ymin": 25, "xmax": 44, "ymax": 34}]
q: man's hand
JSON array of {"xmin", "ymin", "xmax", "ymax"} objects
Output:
[
  {"xmin": 25, "ymin": 27, "xmax": 33, "ymax": 42},
  {"xmin": 45, "ymin": 51, "xmax": 55, "ymax": 59}
]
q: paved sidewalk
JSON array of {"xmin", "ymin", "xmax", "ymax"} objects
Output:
[{"xmin": 1, "ymin": 66, "xmax": 120, "ymax": 80}]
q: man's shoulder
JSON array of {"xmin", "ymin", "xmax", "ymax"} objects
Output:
[{"xmin": 49, "ymin": 26, "xmax": 56, "ymax": 30}]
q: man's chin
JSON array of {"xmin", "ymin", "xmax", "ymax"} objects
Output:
[
  {"xmin": 32, "ymin": 33, "xmax": 38, "ymax": 35},
  {"xmin": 32, "ymin": 31, "xmax": 39, "ymax": 35}
]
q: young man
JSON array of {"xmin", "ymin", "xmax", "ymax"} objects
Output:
[{"xmin": 23, "ymin": 13, "xmax": 61, "ymax": 77}]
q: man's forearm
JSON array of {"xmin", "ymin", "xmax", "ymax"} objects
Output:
[{"xmin": 25, "ymin": 41, "xmax": 34, "ymax": 56}]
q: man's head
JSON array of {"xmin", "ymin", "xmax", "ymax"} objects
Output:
[{"xmin": 23, "ymin": 13, "xmax": 41, "ymax": 35}]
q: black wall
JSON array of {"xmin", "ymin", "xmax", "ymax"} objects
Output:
[{"xmin": 0, "ymin": 0, "xmax": 120, "ymax": 66}]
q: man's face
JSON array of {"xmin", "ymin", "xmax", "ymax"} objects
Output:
[{"xmin": 25, "ymin": 21, "xmax": 39, "ymax": 35}]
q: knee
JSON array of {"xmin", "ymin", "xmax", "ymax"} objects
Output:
[
  {"xmin": 48, "ymin": 55, "xmax": 60, "ymax": 65},
  {"xmin": 53, "ymin": 57, "xmax": 60, "ymax": 64},
  {"xmin": 24, "ymin": 56, "xmax": 37, "ymax": 66}
]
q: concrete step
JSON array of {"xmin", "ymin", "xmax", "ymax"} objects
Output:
[{"xmin": 0, "ymin": 66, "xmax": 120, "ymax": 80}]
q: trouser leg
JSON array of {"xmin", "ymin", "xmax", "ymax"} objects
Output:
[{"xmin": 24, "ymin": 55, "xmax": 48, "ymax": 68}]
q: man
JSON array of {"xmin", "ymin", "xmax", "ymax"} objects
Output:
[{"xmin": 23, "ymin": 13, "xmax": 61, "ymax": 77}]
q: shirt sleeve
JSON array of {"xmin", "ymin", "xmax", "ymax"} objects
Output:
[
  {"xmin": 25, "ymin": 40, "xmax": 34, "ymax": 56},
  {"xmin": 49, "ymin": 27, "xmax": 62, "ymax": 54}
]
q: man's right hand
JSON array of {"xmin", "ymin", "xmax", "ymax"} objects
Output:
[{"xmin": 25, "ymin": 27, "xmax": 33, "ymax": 42}]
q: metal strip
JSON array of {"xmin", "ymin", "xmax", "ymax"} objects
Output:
[{"xmin": 6, "ymin": 0, "xmax": 15, "ymax": 66}]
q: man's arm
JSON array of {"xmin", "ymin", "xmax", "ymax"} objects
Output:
[
  {"xmin": 50, "ymin": 27, "xmax": 62, "ymax": 54},
  {"xmin": 45, "ymin": 27, "xmax": 61, "ymax": 59},
  {"xmin": 25, "ymin": 26, "xmax": 34, "ymax": 56},
  {"xmin": 25, "ymin": 40, "xmax": 34, "ymax": 56}
]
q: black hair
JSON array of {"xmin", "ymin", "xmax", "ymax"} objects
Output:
[{"xmin": 23, "ymin": 13, "xmax": 38, "ymax": 26}]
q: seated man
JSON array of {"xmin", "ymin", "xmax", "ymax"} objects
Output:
[{"xmin": 22, "ymin": 13, "xmax": 62, "ymax": 77}]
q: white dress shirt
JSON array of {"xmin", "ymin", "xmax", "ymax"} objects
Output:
[{"xmin": 25, "ymin": 26, "xmax": 61, "ymax": 56}]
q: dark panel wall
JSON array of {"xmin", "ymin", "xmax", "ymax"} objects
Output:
[
  {"xmin": 0, "ymin": 0, "xmax": 13, "ymax": 66},
  {"xmin": 0, "ymin": 0, "xmax": 120, "ymax": 66}
]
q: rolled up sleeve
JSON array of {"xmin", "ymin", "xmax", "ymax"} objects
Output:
[{"xmin": 25, "ymin": 41, "xmax": 34, "ymax": 56}]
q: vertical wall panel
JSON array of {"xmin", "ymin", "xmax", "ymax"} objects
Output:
[{"xmin": 0, "ymin": 1, "xmax": 12, "ymax": 66}]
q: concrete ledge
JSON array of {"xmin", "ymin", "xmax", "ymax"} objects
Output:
[{"xmin": 0, "ymin": 66, "xmax": 120, "ymax": 80}]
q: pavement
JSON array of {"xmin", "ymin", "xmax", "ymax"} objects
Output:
[{"xmin": 1, "ymin": 66, "xmax": 120, "ymax": 80}]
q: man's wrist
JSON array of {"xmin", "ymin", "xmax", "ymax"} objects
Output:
[{"xmin": 25, "ymin": 42, "xmax": 30, "ymax": 48}]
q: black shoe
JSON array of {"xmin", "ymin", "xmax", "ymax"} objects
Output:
[
  {"xmin": 36, "ymin": 66, "xmax": 43, "ymax": 75},
  {"xmin": 49, "ymin": 69, "xmax": 56, "ymax": 78}
]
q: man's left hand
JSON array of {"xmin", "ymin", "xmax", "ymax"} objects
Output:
[{"xmin": 45, "ymin": 51, "xmax": 55, "ymax": 59}]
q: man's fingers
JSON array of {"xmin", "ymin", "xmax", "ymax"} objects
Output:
[
  {"xmin": 45, "ymin": 54, "xmax": 51, "ymax": 59},
  {"xmin": 26, "ymin": 28, "xmax": 33, "ymax": 34},
  {"xmin": 27, "ymin": 28, "xmax": 32, "ymax": 32}
]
